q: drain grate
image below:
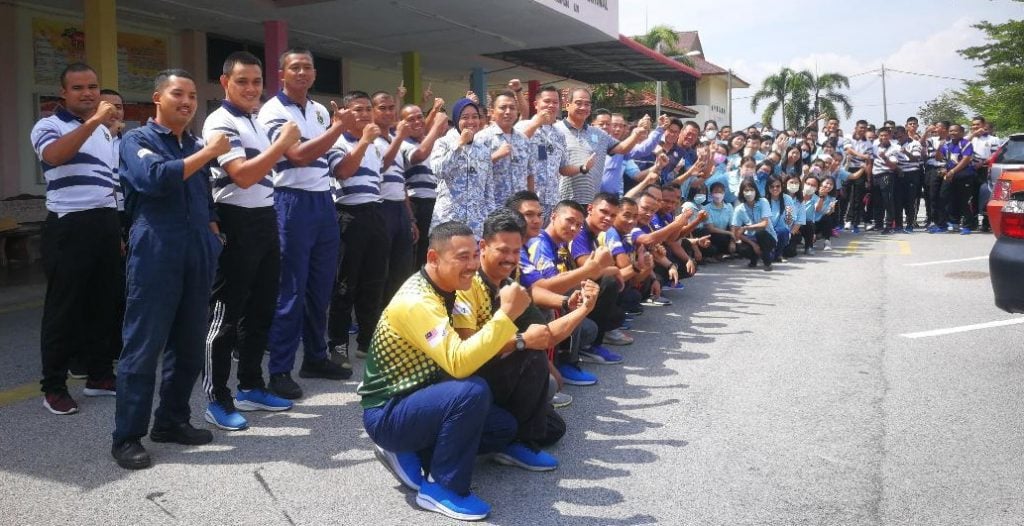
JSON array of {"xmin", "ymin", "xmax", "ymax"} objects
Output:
[{"xmin": 945, "ymin": 271, "xmax": 989, "ymax": 280}]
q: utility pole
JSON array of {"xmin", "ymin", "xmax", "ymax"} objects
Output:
[
  {"xmin": 727, "ymin": 69, "xmax": 732, "ymax": 126},
  {"xmin": 881, "ymin": 63, "xmax": 888, "ymax": 122},
  {"xmin": 655, "ymin": 80, "xmax": 662, "ymax": 118}
]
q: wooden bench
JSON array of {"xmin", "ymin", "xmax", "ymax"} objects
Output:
[{"xmin": 0, "ymin": 197, "xmax": 47, "ymax": 267}]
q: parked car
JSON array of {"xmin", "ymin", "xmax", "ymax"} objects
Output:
[
  {"xmin": 989, "ymin": 191, "xmax": 1024, "ymax": 313},
  {"xmin": 983, "ymin": 133, "xmax": 1024, "ymax": 237}
]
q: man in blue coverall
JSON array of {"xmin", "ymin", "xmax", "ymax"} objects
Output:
[{"xmin": 111, "ymin": 69, "xmax": 231, "ymax": 470}]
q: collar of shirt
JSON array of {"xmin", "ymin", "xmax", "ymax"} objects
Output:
[
  {"xmin": 418, "ymin": 267, "xmax": 456, "ymax": 317},
  {"xmin": 55, "ymin": 107, "xmax": 84, "ymax": 124},
  {"xmin": 221, "ymin": 99, "xmax": 251, "ymax": 118},
  {"xmin": 476, "ymin": 268, "xmax": 512, "ymax": 313},
  {"xmin": 146, "ymin": 118, "xmax": 198, "ymax": 142}
]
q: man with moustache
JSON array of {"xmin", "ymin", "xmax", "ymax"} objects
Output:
[
  {"xmin": 112, "ymin": 69, "xmax": 230, "ymax": 469},
  {"xmin": 515, "ymin": 86, "xmax": 568, "ymax": 217},
  {"xmin": 31, "ymin": 63, "xmax": 121, "ymax": 414},
  {"xmin": 476, "ymin": 90, "xmax": 535, "ymax": 209}
]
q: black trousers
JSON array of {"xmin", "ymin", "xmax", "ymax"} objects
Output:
[
  {"xmin": 872, "ymin": 172, "xmax": 898, "ymax": 229},
  {"xmin": 409, "ymin": 197, "xmax": 435, "ymax": 269},
  {"xmin": 39, "ymin": 208, "xmax": 121, "ymax": 393},
  {"xmin": 744, "ymin": 230, "xmax": 776, "ymax": 265},
  {"xmin": 588, "ymin": 275, "xmax": 623, "ymax": 346},
  {"xmin": 328, "ymin": 202, "xmax": 389, "ymax": 350},
  {"xmin": 382, "ymin": 200, "xmax": 415, "ymax": 304},
  {"xmin": 899, "ymin": 170, "xmax": 923, "ymax": 227},
  {"xmin": 476, "ymin": 350, "xmax": 563, "ymax": 446},
  {"xmin": 940, "ymin": 177, "xmax": 976, "ymax": 229},
  {"xmin": 928, "ymin": 169, "xmax": 949, "ymax": 226},
  {"xmin": 799, "ymin": 224, "xmax": 815, "ymax": 253},
  {"xmin": 204, "ymin": 205, "xmax": 280, "ymax": 405},
  {"xmin": 815, "ymin": 214, "xmax": 834, "ymax": 239},
  {"xmin": 845, "ymin": 177, "xmax": 867, "ymax": 226}
]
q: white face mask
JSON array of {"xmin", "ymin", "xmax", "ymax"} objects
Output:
[
  {"xmin": 787, "ymin": 182, "xmax": 801, "ymax": 194},
  {"xmin": 743, "ymin": 190, "xmax": 756, "ymax": 201},
  {"xmin": 803, "ymin": 186, "xmax": 817, "ymax": 197},
  {"xmin": 705, "ymin": 129, "xmax": 718, "ymax": 140},
  {"xmin": 693, "ymin": 194, "xmax": 707, "ymax": 204},
  {"xmin": 711, "ymin": 193, "xmax": 725, "ymax": 203}
]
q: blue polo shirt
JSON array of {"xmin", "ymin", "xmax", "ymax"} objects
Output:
[
  {"xmin": 523, "ymin": 230, "xmax": 574, "ymax": 288},
  {"xmin": 732, "ymin": 198, "xmax": 775, "ymax": 240}
]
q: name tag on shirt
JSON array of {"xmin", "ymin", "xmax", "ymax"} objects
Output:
[
  {"xmin": 590, "ymin": 133, "xmax": 598, "ymax": 144},
  {"xmin": 538, "ymin": 144, "xmax": 548, "ymax": 161}
]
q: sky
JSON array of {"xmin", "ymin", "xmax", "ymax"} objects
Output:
[{"xmin": 618, "ymin": 0, "xmax": 1021, "ymax": 132}]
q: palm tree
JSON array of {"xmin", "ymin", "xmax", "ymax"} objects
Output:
[
  {"xmin": 750, "ymin": 67, "xmax": 808, "ymax": 130},
  {"xmin": 797, "ymin": 70, "xmax": 853, "ymax": 122}
]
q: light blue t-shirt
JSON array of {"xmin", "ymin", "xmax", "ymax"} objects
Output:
[{"xmin": 732, "ymin": 198, "xmax": 776, "ymax": 240}]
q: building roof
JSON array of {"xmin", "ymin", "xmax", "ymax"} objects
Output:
[
  {"xmin": 671, "ymin": 30, "xmax": 750, "ymax": 88},
  {"xmin": 620, "ymin": 90, "xmax": 697, "ymax": 116},
  {"xmin": 483, "ymin": 35, "xmax": 702, "ymax": 84}
]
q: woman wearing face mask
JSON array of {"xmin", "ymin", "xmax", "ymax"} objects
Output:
[
  {"xmin": 781, "ymin": 145, "xmax": 804, "ymax": 177},
  {"xmin": 731, "ymin": 179, "xmax": 776, "ymax": 270},
  {"xmin": 764, "ymin": 175, "xmax": 795, "ymax": 262},
  {"xmin": 725, "ymin": 132, "xmax": 747, "ymax": 172},
  {"xmin": 812, "ymin": 176, "xmax": 838, "ymax": 251},
  {"xmin": 696, "ymin": 181, "xmax": 735, "ymax": 260},
  {"xmin": 782, "ymin": 175, "xmax": 806, "ymax": 258},
  {"xmin": 755, "ymin": 161, "xmax": 773, "ymax": 197},
  {"xmin": 797, "ymin": 174, "xmax": 820, "ymax": 254}
]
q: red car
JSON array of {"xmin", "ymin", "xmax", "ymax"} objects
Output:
[{"xmin": 985, "ymin": 133, "xmax": 1024, "ymax": 237}]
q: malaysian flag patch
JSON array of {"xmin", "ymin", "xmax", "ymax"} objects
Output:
[{"xmin": 425, "ymin": 322, "xmax": 447, "ymax": 347}]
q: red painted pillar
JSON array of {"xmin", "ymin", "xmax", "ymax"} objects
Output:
[
  {"xmin": 527, "ymin": 80, "xmax": 540, "ymax": 118},
  {"xmin": 263, "ymin": 20, "xmax": 288, "ymax": 96}
]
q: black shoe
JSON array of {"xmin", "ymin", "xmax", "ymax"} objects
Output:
[
  {"xmin": 763, "ymin": 263, "xmax": 773, "ymax": 272},
  {"xmin": 299, "ymin": 357, "xmax": 352, "ymax": 380},
  {"xmin": 112, "ymin": 440, "xmax": 151, "ymax": 470},
  {"xmin": 329, "ymin": 343, "xmax": 352, "ymax": 371},
  {"xmin": 747, "ymin": 260, "xmax": 757, "ymax": 268},
  {"xmin": 150, "ymin": 422, "xmax": 214, "ymax": 446},
  {"xmin": 269, "ymin": 372, "xmax": 303, "ymax": 399}
]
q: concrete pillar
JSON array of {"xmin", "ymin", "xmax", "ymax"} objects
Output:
[
  {"xmin": 84, "ymin": 0, "xmax": 118, "ymax": 90},
  {"xmin": 179, "ymin": 29, "xmax": 212, "ymax": 128},
  {"xmin": 263, "ymin": 21, "xmax": 288, "ymax": 96},
  {"xmin": 0, "ymin": 2, "xmax": 19, "ymax": 197},
  {"xmin": 401, "ymin": 51, "xmax": 421, "ymax": 105},
  {"xmin": 470, "ymin": 66, "xmax": 486, "ymax": 106}
]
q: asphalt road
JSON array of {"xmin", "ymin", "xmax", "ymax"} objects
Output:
[{"xmin": 1, "ymin": 230, "xmax": 1021, "ymax": 525}]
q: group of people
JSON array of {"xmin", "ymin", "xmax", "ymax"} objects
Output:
[{"xmin": 31, "ymin": 45, "xmax": 1004, "ymax": 521}]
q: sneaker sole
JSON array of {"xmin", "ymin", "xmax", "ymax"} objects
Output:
[
  {"xmin": 235, "ymin": 399, "xmax": 292, "ymax": 412},
  {"xmin": 579, "ymin": 353, "xmax": 623, "ymax": 365},
  {"xmin": 373, "ymin": 446, "xmax": 421, "ymax": 491},
  {"xmin": 561, "ymin": 378, "xmax": 597, "ymax": 386},
  {"xmin": 83, "ymin": 388, "xmax": 116, "ymax": 397},
  {"xmin": 43, "ymin": 399, "xmax": 78, "ymax": 415},
  {"xmin": 492, "ymin": 452, "xmax": 558, "ymax": 472},
  {"xmin": 552, "ymin": 400, "xmax": 572, "ymax": 409},
  {"xmin": 204, "ymin": 410, "xmax": 248, "ymax": 431},
  {"xmin": 415, "ymin": 493, "xmax": 488, "ymax": 521},
  {"xmin": 602, "ymin": 339, "xmax": 632, "ymax": 346}
]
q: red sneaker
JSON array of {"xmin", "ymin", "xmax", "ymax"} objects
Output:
[
  {"xmin": 43, "ymin": 391, "xmax": 79, "ymax": 415},
  {"xmin": 84, "ymin": 376, "xmax": 117, "ymax": 397}
]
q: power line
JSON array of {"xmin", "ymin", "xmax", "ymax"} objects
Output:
[{"xmin": 883, "ymin": 68, "xmax": 971, "ymax": 82}]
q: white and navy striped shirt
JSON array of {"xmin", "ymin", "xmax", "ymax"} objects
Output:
[
  {"xmin": 329, "ymin": 132, "xmax": 383, "ymax": 206},
  {"xmin": 30, "ymin": 108, "xmax": 117, "ymax": 215},
  {"xmin": 257, "ymin": 92, "xmax": 336, "ymax": 192},
  {"xmin": 375, "ymin": 135, "xmax": 407, "ymax": 202},
  {"xmin": 205, "ymin": 100, "xmax": 274, "ymax": 208},
  {"xmin": 401, "ymin": 138, "xmax": 436, "ymax": 199}
]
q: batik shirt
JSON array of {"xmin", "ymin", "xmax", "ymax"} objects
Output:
[
  {"xmin": 429, "ymin": 128, "xmax": 494, "ymax": 237},
  {"xmin": 514, "ymin": 122, "xmax": 567, "ymax": 209},
  {"xmin": 476, "ymin": 123, "xmax": 534, "ymax": 209}
]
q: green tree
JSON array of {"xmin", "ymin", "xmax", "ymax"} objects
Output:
[
  {"xmin": 917, "ymin": 89, "xmax": 967, "ymax": 126},
  {"xmin": 750, "ymin": 67, "xmax": 808, "ymax": 130},
  {"xmin": 957, "ymin": 6, "xmax": 1024, "ymax": 134},
  {"xmin": 592, "ymin": 25, "xmax": 694, "ymax": 112},
  {"xmin": 798, "ymin": 70, "xmax": 853, "ymax": 122}
]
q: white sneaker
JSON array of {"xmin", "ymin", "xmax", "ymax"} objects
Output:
[
  {"xmin": 843, "ymin": 221, "xmax": 852, "ymax": 230},
  {"xmin": 552, "ymin": 391, "xmax": 572, "ymax": 408},
  {"xmin": 823, "ymin": 240, "xmax": 832, "ymax": 251}
]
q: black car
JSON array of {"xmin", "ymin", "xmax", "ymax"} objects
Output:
[{"xmin": 990, "ymin": 191, "xmax": 1024, "ymax": 313}]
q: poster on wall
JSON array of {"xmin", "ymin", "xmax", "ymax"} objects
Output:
[{"xmin": 32, "ymin": 17, "xmax": 168, "ymax": 92}]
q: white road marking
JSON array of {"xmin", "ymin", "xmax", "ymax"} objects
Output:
[
  {"xmin": 904, "ymin": 255, "xmax": 988, "ymax": 267},
  {"xmin": 901, "ymin": 317, "xmax": 1024, "ymax": 339}
]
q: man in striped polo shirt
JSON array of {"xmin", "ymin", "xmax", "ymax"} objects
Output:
[
  {"xmin": 326, "ymin": 90, "xmax": 387, "ymax": 367},
  {"xmin": 257, "ymin": 49, "xmax": 352, "ymax": 399},
  {"xmin": 201, "ymin": 52, "xmax": 301, "ymax": 431},
  {"xmin": 400, "ymin": 100, "xmax": 447, "ymax": 267},
  {"xmin": 30, "ymin": 62, "xmax": 121, "ymax": 415}
]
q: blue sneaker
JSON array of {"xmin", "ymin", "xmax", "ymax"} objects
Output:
[
  {"xmin": 373, "ymin": 444, "xmax": 422, "ymax": 491},
  {"xmin": 416, "ymin": 479, "xmax": 491, "ymax": 521},
  {"xmin": 960, "ymin": 227, "xmax": 971, "ymax": 235},
  {"xmin": 927, "ymin": 224, "xmax": 944, "ymax": 234},
  {"xmin": 580, "ymin": 345, "xmax": 623, "ymax": 364},
  {"xmin": 235, "ymin": 388, "xmax": 293, "ymax": 412},
  {"xmin": 617, "ymin": 319, "xmax": 632, "ymax": 331},
  {"xmin": 493, "ymin": 442, "xmax": 558, "ymax": 471},
  {"xmin": 903, "ymin": 226, "xmax": 913, "ymax": 234},
  {"xmin": 852, "ymin": 225, "xmax": 860, "ymax": 234},
  {"xmin": 556, "ymin": 363, "xmax": 597, "ymax": 386},
  {"xmin": 204, "ymin": 401, "xmax": 248, "ymax": 431}
]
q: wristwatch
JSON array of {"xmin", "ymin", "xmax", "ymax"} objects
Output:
[
  {"xmin": 514, "ymin": 332, "xmax": 526, "ymax": 351},
  {"xmin": 579, "ymin": 164, "xmax": 589, "ymax": 174}
]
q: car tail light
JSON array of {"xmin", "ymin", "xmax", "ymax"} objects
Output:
[
  {"xmin": 1001, "ymin": 200, "xmax": 1024, "ymax": 239},
  {"xmin": 993, "ymin": 180, "xmax": 1012, "ymax": 201}
]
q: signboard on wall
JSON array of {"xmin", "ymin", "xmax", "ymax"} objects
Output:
[
  {"xmin": 535, "ymin": 0, "xmax": 618, "ymax": 38},
  {"xmin": 32, "ymin": 18, "xmax": 168, "ymax": 92}
]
